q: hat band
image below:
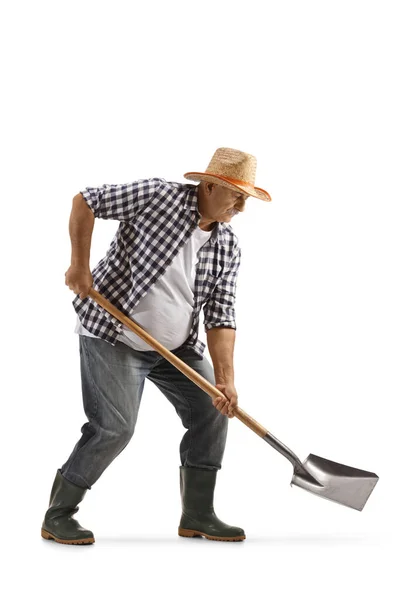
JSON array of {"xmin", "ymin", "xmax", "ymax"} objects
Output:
[{"xmin": 206, "ymin": 173, "xmax": 255, "ymax": 188}]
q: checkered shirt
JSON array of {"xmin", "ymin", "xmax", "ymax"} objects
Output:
[{"xmin": 72, "ymin": 178, "xmax": 241, "ymax": 359}]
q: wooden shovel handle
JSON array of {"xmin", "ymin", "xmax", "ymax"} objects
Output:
[{"xmin": 87, "ymin": 288, "xmax": 268, "ymax": 438}]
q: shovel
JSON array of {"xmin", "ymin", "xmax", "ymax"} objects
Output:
[{"xmin": 87, "ymin": 288, "xmax": 379, "ymax": 511}]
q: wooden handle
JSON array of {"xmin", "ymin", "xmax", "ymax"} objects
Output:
[{"xmin": 87, "ymin": 288, "xmax": 269, "ymax": 438}]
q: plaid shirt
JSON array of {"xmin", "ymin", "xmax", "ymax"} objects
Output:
[{"xmin": 73, "ymin": 178, "xmax": 241, "ymax": 359}]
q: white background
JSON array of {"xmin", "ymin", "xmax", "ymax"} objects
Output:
[{"xmin": 1, "ymin": 0, "xmax": 399, "ymax": 598}]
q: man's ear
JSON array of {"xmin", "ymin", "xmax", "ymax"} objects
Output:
[{"xmin": 205, "ymin": 182, "xmax": 215, "ymax": 196}]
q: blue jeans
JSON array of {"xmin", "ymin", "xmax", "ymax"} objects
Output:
[{"xmin": 60, "ymin": 335, "xmax": 228, "ymax": 489}]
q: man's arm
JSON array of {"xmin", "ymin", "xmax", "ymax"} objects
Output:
[
  {"xmin": 70, "ymin": 193, "xmax": 95, "ymax": 268},
  {"xmin": 203, "ymin": 242, "xmax": 241, "ymax": 416},
  {"xmin": 65, "ymin": 193, "xmax": 95, "ymax": 299},
  {"xmin": 207, "ymin": 327, "xmax": 238, "ymax": 418},
  {"xmin": 206, "ymin": 327, "xmax": 236, "ymax": 382},
  {"xmin": 65, "ymin": 177, "xmax": 164, "ymax": 298}
]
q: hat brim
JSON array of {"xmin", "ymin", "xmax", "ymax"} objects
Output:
[{"xmin": 183, "ymin": 172, "xmax": 271, "ymax": 202}]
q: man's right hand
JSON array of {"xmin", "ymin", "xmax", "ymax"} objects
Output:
[{"xmin": 65, "ymin": 265, "xmax": 94, "ymax": 299}]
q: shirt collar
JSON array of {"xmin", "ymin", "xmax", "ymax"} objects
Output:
[{"xmin": 185, "ymin": 185, "xmax": 223, "ymax": 246}]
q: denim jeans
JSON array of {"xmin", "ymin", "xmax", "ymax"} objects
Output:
[{"xmin": 60, "ymin": 335, "xmax": 228, "ymax": 489}]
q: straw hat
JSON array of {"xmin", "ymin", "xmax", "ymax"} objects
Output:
[{"xmin": 183, "ymin": 147, "xmax": 271, "ymax": 202}]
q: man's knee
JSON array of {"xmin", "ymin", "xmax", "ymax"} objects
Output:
[{"xmin": 99, "ymin": 421, "xmax": 135, "ymax": 451}]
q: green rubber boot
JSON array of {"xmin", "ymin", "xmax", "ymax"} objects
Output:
[
  {"xmin": 178, "ymin": 466, "xmax": 245, "ymax": 542},
  {"xmin": 41, "ymin": 470, "xmax": 95, "ymax": 545}
]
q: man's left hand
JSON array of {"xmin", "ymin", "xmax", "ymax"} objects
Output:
[{"xmin": 213, "ymin": 382, "xmax": 238, "ymax": 419}]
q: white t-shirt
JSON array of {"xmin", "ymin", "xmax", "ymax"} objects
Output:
[{"xmin": 75, "ymin": 225, "xmax": 213, "ymax": 351}]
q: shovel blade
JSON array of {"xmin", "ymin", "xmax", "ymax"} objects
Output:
[{"xmin": 291, "ymin": 454, "xmax": 379, "ymax": 511}]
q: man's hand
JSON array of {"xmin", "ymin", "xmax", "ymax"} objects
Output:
[
  {"xmin": 65, "ymin": 265, "xmax": 94, "ymax": 299},
  {"xmin": 213, "ymin": 381, "xmax": 238, "ymax": 419}
]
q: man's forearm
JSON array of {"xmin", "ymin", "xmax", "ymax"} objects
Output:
[
  {"xmin": 70, "ymin": 193, "xmax": 95, "ymax": 267},
  {"xmin": 206, "ymin": 327, "xmax": 236, "ymax": 382}
]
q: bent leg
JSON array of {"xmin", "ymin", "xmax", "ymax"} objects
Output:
[
  {"xmin": 60, "ymin": 336, "xmax": 158, "ymax": 488},
  {"xmin": 146, "ymin": 348, "xmax": 228, "ymax": 470}
]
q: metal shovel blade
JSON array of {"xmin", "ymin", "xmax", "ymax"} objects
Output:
[
  {"xmin": 291, "ymin": 454, "xmax": 379, "ymax": 511},
  {"xmin": 263, "ymin": 431, "xmax": 379, "ymax": 510}
]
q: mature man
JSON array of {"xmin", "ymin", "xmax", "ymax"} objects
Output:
[{"xmin": 41, "ymin": 147, "xmax": 271, "ymax": 545}]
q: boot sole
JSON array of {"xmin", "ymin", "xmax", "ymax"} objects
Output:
[
  {"xmin": 41, "ymin": 528, "xmax": 95, "ymax": 545},
  {"xmin": 178, "ymin": 527, "xmax": 245, "ymax": 542}
]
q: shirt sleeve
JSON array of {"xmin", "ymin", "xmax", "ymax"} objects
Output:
[
  {"xmin": 203, "ymin": 245, "xmax": 241, "ymax": 331},
  {"xmin": 79, "ymin": 177, "xmax": 165, "ymax": 221}
]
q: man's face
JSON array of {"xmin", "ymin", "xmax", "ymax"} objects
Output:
[{"xmin": 200, "ymin": 182, "xmax": 248, "ymax": 222}]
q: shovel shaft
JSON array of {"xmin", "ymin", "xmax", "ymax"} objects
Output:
[
  {"xmin": 88, "ymin": 288, "xmax": 269, "ymax": 437},
  {"xmin": 262, "ymin": 432, "xmax": 306, "ymax": 472}
]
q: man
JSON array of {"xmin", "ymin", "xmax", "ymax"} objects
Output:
[{"xmin": 41, "ymin": 147, "xmax": 271, "ymax": 545}]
